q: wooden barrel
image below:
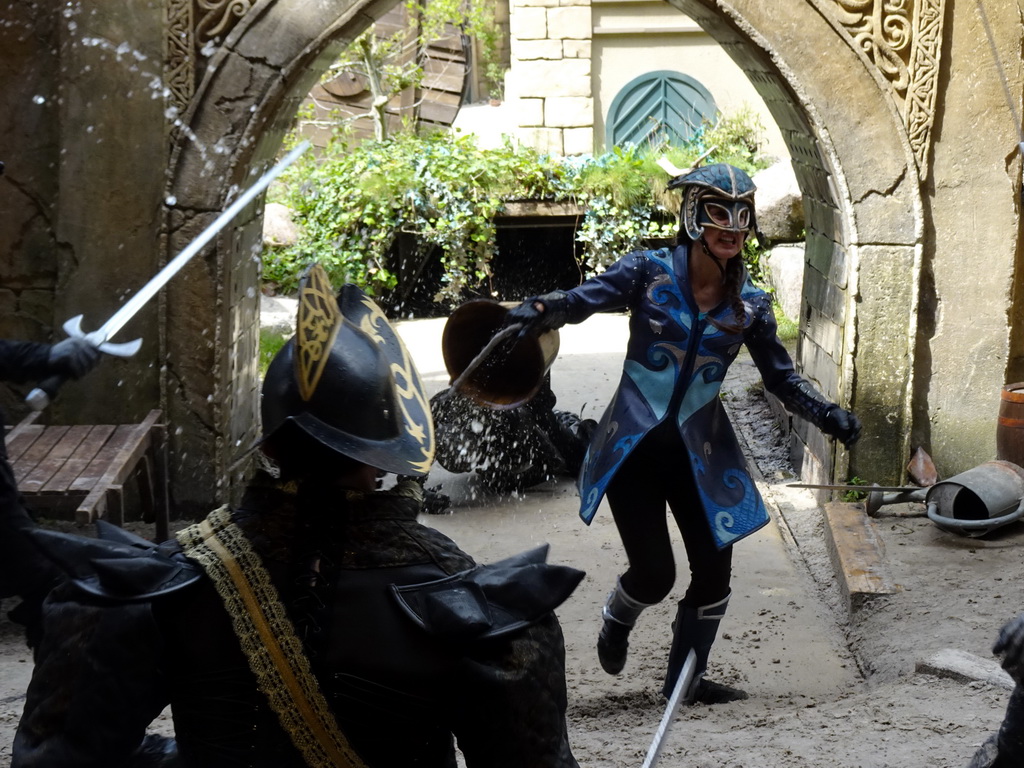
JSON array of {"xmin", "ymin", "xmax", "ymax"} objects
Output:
[{"xmin": 997, "ymin": 382, "xmax": 1024, "ymax": 467}]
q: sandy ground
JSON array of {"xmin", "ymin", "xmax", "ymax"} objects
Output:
[{"xmin": 2, "ymin": 312, "xmax": 1023, "ymax": 767}]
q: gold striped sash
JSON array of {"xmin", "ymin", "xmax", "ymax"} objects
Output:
[{"xmin": 177, "ymin": 506, "xmax": 366, "ymax": 768}]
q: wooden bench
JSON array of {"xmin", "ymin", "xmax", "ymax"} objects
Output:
[{"xmin": 6, "ymin": 409, "xmax": 170, "ymax": 542}]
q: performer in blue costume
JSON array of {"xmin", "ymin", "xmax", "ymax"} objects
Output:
[{"xmin": 506, "ymin": 163, "xmax": 862, "ymax": 704}]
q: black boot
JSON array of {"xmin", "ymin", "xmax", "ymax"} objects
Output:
[
  {"xmin": 597, "ymin": 579, "xmax": 652, "ymax": 675},
  {"xmin": 969, "ymin": 685, "xmax": 1024, "ymax": 767},
  {"xmin": 663, "ymin": 593, "xmax": 748, "ymax": 704}
]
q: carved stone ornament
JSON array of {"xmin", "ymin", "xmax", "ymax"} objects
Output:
[
  {"xmin": 830, "ymin": 0, "xmax": 946, "ymax": 179},
  {"xmin": 164, "ymin": 0, "xmax": 257, "ymax": 116}
]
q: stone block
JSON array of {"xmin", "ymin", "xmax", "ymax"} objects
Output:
[
  {"xmin": 562, "ymin": 127, "xmax": 594, "ymax": 156},
  {"xmin": 800, "ymin": 336, "xmax": 840, "ymax": 399},
  {"xmin": 263, "ymin": 203, "xmax": 300, "ymax": 247},
  {"xmin": 544, "ymin": 96, "xmax": 594, "ymax": 127},
  {"xmin": 766, "ymin": 244, "xmax": 804, "ymax": 321},
  {"xmin": 515, "ymin": 97, "xmax": 545, "ymax": 127},
  {"xmin": 511, "ymin": 38, "xmax": 563, "ymax": 60},
  {"xmin": 512, "ymin": 59, "xmax": 591, "ymax": 97},
  {"xmin": 803, "ymin": 304, "xmax": 843, "ymax": 362},
  {"xmin": 510, "ymin": 6, "xmax": 547, "ymax": 39},
  {"xmin": 515, "ymin": 0, "xmax": 559, "ymax": 6},
  {"xmin": 547, "ymin": 5, "xmax": 592, "ymax": 39},
  {"xmin": 562, "ymin": 39, "xmax": 591, "ymax": 58},
  {"xmin": 19, "ymin": 290, "xmax": 53, "ymax": 328},
  {"xmin": 803, "ymin": 266, "xmax": 844, "ymax": 324},
  {"xmin": 517, "ymin": 127, "xmax": 564, "ymax": 155},
  {"xmin": 916, "ymin": 649, "xmax": 1014, "ymax": 690},
  {"xmin": 754, "ymin": 161, "xmax": 804, "ymax": 243}
]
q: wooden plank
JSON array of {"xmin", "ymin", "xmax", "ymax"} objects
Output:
[
  {"xmin": 14, "ymin": 426, "xmax": 69, "ymax": 484},
  {"xmin": 6, "ymin": 423, "xmax": 45, "ymax": 463},
  {"xmin": 41, "ymin": 424, "xmax": 117, "ymax": 493},
  {"xmin": 67, "ymin": 425, "xmax": 137, "ymax": 493},
  {"xmin": 6, "ymin": 412, "xmax": 40, "ymax": 442},
  {"xmin": 419, "ymin": 101, "xmax": 460, "ymax": 124},
  {"xmin": 423, "ymin": 56, "xmax": 466, "ymax": 74},
  {"xmin": 77, "ymin": 411, "xmax": 160, "ymax": 523},
  {"xmin": 20, "ymin": 425, "xmax": 92, "ymax": 493},
  {"xmin": 422, "ymin": 71, "xmax": 464, "ymax": 93},
  {"xmin": 823, "ymin": 501, "xmax": 900, "ymax": 612}
]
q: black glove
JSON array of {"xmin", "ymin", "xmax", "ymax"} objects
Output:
[
  {"xmin": 48, "ymin": 337, "xmax": 102, "ymax": 379},
  {"xmin": 995, "ymin": 613, "xmax": 1024, "ymax": 684},
  {"xmin": 503, "ymin": 291, "xmax": 570, "ymax": 338},
  {"xmin": 822, "ymin": 406, "xmax": 862, "ymax": 448},
  {"xmin": 504, "ymin": 300, "xmax": 546, "ymax": 337}
]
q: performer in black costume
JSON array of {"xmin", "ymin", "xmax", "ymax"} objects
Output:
[
  {"xmin": 12, "ymin": 264, "xmax": 584, "ymax": 768},
  {"xmin": 0, "ymin": 158, "xmax": 102, "ymax": 645},
  {"xmin": 505, "ymin": 163, "xmax": 861, "ymax": 705},
  {"xmin": 968, "ymin": 613, "xmax": 1024, "ymax": 767},
  {"xmin": 0, "ymin": 337, "xmax": 101, "ymax": 645},
  {"xmin": 430, "ymin": 376, "xmax": 593, "ymax": 494}
]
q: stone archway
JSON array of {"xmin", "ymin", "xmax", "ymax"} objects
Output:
[
  {"xmin": 666, "ymin": 0, "xmax": 925, "ymax": 486},
  {"xmin": 162, "ymin": 0, "xmax": 400, "ymax": 516},
  {"xmin": 162, "ymin": 0, "xmax": 927, "ymax": 513}
]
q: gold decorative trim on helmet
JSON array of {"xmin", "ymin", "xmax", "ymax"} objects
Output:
[
  {"xmin": 261, "ymin": 264, "xmax": 435, "ymax": 476},
  {"xmin": 295, "ymin": 264, "xmax": 342, "ymax": 402}
]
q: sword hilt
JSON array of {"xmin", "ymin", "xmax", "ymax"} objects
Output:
[
  {"xmin": 26, "ymin": 374, "xmax": 68, "ymax": 412},
  {"xmin": 23, "ymin": 316, "xmax": 142, "ymax": 411}
]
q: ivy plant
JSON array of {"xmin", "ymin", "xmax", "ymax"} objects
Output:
[{"xmin": 266, "ymin": 108, "xmax": 773, "ymax": 311}]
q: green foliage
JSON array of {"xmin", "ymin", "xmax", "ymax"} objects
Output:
[
  {"xmin": 773, "ymin": 302, "xmax": 799, "ymax": 342},
  {"xmin": 269, "ymin": 108, "xmax": 773, "ymax": 310},
  {"xmin": 258, "ymin": 327, "xmax": 290, "ymax": 378},
  {"xmin": 268, "ymin": 133, "xmax": 567, "ymax": 305},
  {"xmin": 660, "ymin": 106, "xmax": 769, "ymax": 175},
  {"xmin": 841, "ymin": 476, "xmax": 868, "ymax": 502}
]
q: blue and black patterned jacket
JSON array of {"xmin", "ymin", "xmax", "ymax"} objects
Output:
[{"xmin": 550, "ymin": 244, "xmax": 834, "ymax": 549}]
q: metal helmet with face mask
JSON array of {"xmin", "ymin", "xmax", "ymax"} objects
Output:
[{"xmin": 667, "ymin": 163, "xmax": 764, "ymax": 246}]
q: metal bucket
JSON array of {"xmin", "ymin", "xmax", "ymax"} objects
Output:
[
  {"xmin": 925, "ymin": 460, "xmax": 1024, "ymax": 537},
  {"xmin": 441, "ymin": 298, "xmax": 560, "ymax": 409}
]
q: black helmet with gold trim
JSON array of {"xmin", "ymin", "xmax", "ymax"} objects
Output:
[{"xmin": 261, "ymin": 264, "xmax": 434, "ymax": 477}]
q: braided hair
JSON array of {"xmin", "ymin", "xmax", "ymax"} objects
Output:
[{"xmin": 689, "ymin": 233, "xmax": 750, "ymax": 334}]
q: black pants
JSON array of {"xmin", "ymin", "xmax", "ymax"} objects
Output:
[{"xmin": 605, "ymin": 420, "xmax": 732, "ymax": 608}]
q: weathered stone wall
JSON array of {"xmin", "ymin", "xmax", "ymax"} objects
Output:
[
  {"xmin": 0, "ymin": 0, "xmax": 166, "ymax": 427},
  {"xmin": 922, "ymin": 2, "xmax": 1022, "ymax": 477}
]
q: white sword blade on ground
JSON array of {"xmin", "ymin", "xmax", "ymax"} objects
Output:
[
  {"xmin": 26, "ymin": 141, "xmax": 310, "ymax": 410},
  {"xmin": 641, "ymin": 648, "xmax": 697, "ymax": 768}
]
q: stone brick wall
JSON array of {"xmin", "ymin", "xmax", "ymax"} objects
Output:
[{"xmin": 507, "ymin": 0, "xmax": 595, "ymax": 155}]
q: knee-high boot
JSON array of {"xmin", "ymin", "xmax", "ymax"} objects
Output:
[
  {"xmin": 663, "ymin": 592, "xmax": 748, "ymax": 704},
  {"xmin": 597, "ymin": 578, "xmax": 653, "ymax": 675},
  {"xmin": 969, "ymin": 684, "xmax": 1024, "ymax": 768}
]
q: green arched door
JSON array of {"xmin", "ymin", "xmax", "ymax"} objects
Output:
[{"xmin": 606, "ymin": 70, "xmax": 717, "ymax": 147}]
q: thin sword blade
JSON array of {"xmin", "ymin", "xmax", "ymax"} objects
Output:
[
  {"xmin": 97, "ymin": 141, "xmax": 309, "ymax": 342},
  {"xmin": 641, "ymin": 648, "xmax": 697, "ymax": 768}
]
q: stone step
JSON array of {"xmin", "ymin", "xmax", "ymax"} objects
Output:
[{"xmin": 916, "ymin": 648, "xmax": 1014, "ymax": 689}]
